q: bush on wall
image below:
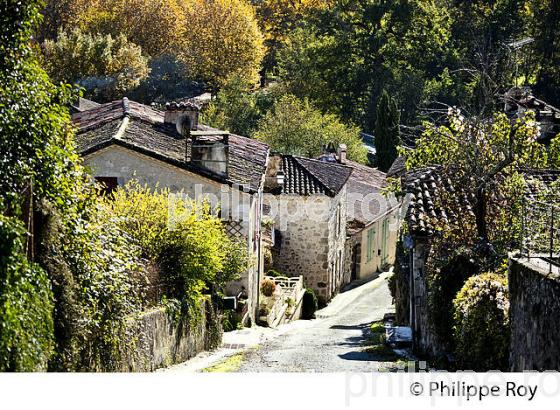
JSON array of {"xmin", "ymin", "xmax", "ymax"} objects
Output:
[
  {"xmin": 452, "ymin": 272, "xmax": 510, "ymax": 371},
  {"xmin": 100, "ymin": 181, "xmax": 251, "ymax": 320}
]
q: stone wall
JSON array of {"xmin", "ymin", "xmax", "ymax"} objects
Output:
[
  {"xmin": 509, "ymin": 256, "xmax": 560, "ymax": 371},
  {"xmin": 121, "ymin": 300, "xmax": 221, "ymax": 372},
  {"xmin": 410, "ymin": 240, "xmax": 446, "ymax": 359},
  {"xmin": 264, "ymin": 187, "xmax": 348, "ymax": 304}
]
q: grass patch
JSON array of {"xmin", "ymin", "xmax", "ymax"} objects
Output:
[
  {"xmin": 201, "ymin": 352, "xmax": 245, "ymax": 373},
  {"xmin": 364, "ymin": 344, "xmax": 399, "ymax": 361},
  {"xmin": 362, "ymin": 320, "xmax": 400, "ymax": 361},
  {"xmin": 370, "ymin": 321, "xmax": 385, "ymax": 334},
  {"xmin": 365, "ymin": 321, "xmax": 386, "ymax": 346}
]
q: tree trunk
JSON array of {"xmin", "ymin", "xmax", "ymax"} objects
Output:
[{"xmin": 475, "ymin": 187, "xmax": 487, "ymax": 240}]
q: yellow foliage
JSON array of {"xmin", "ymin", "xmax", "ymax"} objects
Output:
[
  {"xmin": 69, "ymin": 0, "xmax": 186, "ymax": 57},
  {"xmin": 180, "ymin": 0, "xmax": 265, "ymax": 89}
]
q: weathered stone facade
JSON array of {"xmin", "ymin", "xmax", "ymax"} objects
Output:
[
  {"xmin": 264, "ymin": 186, "xmax": 348, "ymax": 304},
  {"xmin": 83, "ymin": 146, "xmax": 262, "ymax": 324},
  {"xmin": 509, "ymin": 256, "xmax": 560, "ymax": 371}
]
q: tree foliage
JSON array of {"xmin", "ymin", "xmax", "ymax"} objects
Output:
[
  {"xmin": 277, "ymin": 0, "xmax": 455, "ymax": 129},
  {"xmin": 453, "ymin": 272, "xmax": 510, "ymax": 371},
  {"xmin": 403, "ymin": 110, "xmax": 546, "ymax": 255},
  {"xmin": 375, "ymin": 90, "xmax": 401, "ymax": 172},
  {"xmin": 254, "ymin": 94, "xmax": 368, "ymax": 163},
  {"xmin": 179, "ymin": 0, "xmax": 265, "ymax": 90},
  {"xmin": 255, "ymin": 0, "xmax": 330, "ymax": 79},
  {"xmin": 42, "ymin": 28, "xmax": 150, "ymax": 101},
  {"xmin": 202, "ymin": 75, "xmax": 281, "ymax": 136},
  {"xmin": 527, "ymin": 0, "xmax": 560, "ymax": 106},
  {"xmin": 45, "ymin": 0, "xmax": 186, "ymax": 57}
]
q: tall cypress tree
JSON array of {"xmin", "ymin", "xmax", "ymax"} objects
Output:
[{"xmin": 375, "ymin": 90, "xmax": 401, "ymax": 172}]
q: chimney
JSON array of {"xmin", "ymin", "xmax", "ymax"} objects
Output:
[
  {"xmin": 337, "ymin": 144, "xmax": 347, "ymax": 164},
  {"xmin": 264, "ymin": 155, "xmax": 285, "ymax": 193},
  {"xmin": 164, "ymin": 101, "xmax": 200, "ymax": 137},
  {"xmin": 189, "ymin": 132, "xmax": 229, "ymax": 177}
]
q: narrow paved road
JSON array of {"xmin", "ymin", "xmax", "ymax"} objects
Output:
[{"xmin": 237, "ymin": 274, "xmax": 394, "ymax": 372}]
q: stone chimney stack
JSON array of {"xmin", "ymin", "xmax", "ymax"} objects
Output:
[
  {"xmin": 164, "ymin": 101, "xmax": 200, "ymax": 137},
  {"xmin": 337, "ymin": 144, "xmax": 347, "ymax": 164}
]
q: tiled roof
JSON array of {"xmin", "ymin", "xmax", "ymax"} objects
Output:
[
  {"xmin": 72, "ymin": 98, "xmax": 269, "ymax": 192},
  {"xmin": 404, "ymin": 166, "xmax": 476, "ymax": 237},
  {"xmin": 404, "ymin": 166, "xmax": 560, "ymax": 237},
  {"xmin": 505, "ymin": 90, "xmax": 560, "ymax": 142},
  {"xmin": 522, "ymin": 168, "xmax": 560, "ymax": 199},
  {"xmin": 280, "ymin": 156, "xmax": 352, "ymax": 197},
  {"xmin": 343, "ymin": 159, "xmax": 400, "ymax": 225}
]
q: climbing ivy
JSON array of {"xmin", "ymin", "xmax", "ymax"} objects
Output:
[
  {"xmin": 1, "ymin": 0, "xmax": 146, "ymax": 371},
  {"xmin": 0, "ymin": 215, "xmax": 54, "ymax": 371}
]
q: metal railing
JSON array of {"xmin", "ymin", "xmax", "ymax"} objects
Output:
[{"xmin": 521, "ymin": 198, "xmax": 560, "ymax": 271}]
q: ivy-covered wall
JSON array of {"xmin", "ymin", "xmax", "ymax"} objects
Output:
[{"xmin": 509, "ymin": 256, "xmax": 560, "ymax": 371}]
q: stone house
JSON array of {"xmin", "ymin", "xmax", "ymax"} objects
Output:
[
  {"xmin": 400, "ymin": 166, "xmax": 472, "ymax": 357},
  {"xmin": 318, "ymin": 145, "xmax": 401, "ymax": 282},
  {"xmin": 263, "ymin": 154, "xmax": 353, "ymax": 304},
  {"xmin": 401, "ymin": 165, "xmax": 560, "ymax": 359},
  {"xmin": 72, "ymin": 97, "xmax": 270, "ymax": 325}
]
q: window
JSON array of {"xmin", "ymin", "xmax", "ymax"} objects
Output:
[{"xmin": 366, "ymin": 227, "xmax": 375, "ymax": 262}]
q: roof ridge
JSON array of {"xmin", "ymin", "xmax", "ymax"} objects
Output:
[
  {"xmin": 296, "ymin": 156, "xmax": 354, "ymax": 195},
  {"xmin": 290, "ymin": 156, "xmax": 334, "ymax": 195}
]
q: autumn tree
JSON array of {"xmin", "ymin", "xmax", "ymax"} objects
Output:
[
  {"xmin": 375, "ymin": 90, "xmax": 401, "ymax": 172},
  {"xmin": 42, "ymin": 28, "xmax": 150, "ymax": 101},
  {"xmin": 59, "ymin": 0, "xmax": 186, "ymax": 58},
  {"xmin": 179, "ymin": 0, "xmax": 265, "ymax": 90},
  {"xmin": 403, "ymin": 109, "xmax": 547, "ymax": 254},
  {"xmin": 254, "ymin": 95, "xmax": 368, "ymax": 163}
]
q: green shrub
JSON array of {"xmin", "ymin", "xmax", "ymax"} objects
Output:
[
  {"xmin": 260, "ymin": 278, "xmax": 276, "ymax": 297},
  {"xmin": 101, "ymin": 182, "xmax": 250, "ymax": 321},
  {"xmin": 1, "ymin": 0, "xmax": 145, "ymax": 372},
  {"xmin": 301, "ymin": 288, "xmax": 318, "ymax": 319},
  {"xmin": 427, "ymin": 251, "xmax": 478, "ymax": 349},
  {"xmin": 453, "ymin": 272, "xmax": 510, "ymax": 371},
  {"xmin": 0, "ymin": 215, "xmax": 54, "ymax": 371}
]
